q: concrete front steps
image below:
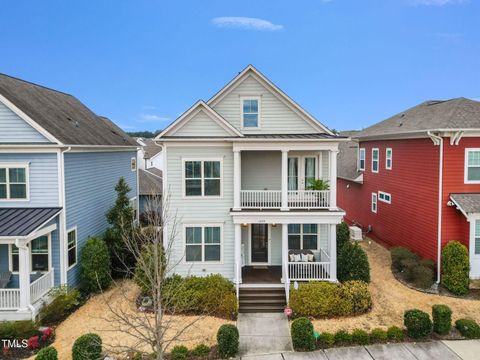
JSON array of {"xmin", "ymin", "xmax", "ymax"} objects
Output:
[{"xmin": 239, "ymin": 287, "xmax": 286, "ymax": 313}]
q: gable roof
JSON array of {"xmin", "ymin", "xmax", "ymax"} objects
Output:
[
  {"xmin": 141, "ymin": 139, "xmax": 163, "ymax": 159},
  {"xmin": 139, "ymin": 168, "xmax": 162, "ymax": 195},
  {"xmin": 357, "ymin": 98, "xmax": 480, "ymax": 140},
  {"xmin": 337, "ymin": 130, "xmax": 363, "ymax": 183},
  {"xmin": 0, "ymin": 73, "xmax": 137, "ymax": 146}
]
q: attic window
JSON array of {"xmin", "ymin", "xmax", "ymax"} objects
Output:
[{"xmin": 241, "ymin": 97, "xmax": 260, "ymax": 128}]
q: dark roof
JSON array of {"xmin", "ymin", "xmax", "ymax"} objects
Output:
[
  {"xmin": 161, "ymin": 133, "xmax": 345, "ymax": 140},
  {"xmin": 142, "ymin": 139, "xmax": 163, "ymax": 159},
  {"xmin": 145, "ymin": 167, "xmax": 163, "ymax": 178},
  {"xmin": 0, "ymin": 74, "xmax": 137, "ymax": 146},
  {"xmin": 139, "ymin": 169, "xmax": 162, "ymax": 195},
  {"xmin": 337, "ymin": 131, "xmax": 363, "ymax": 182},
  {"xmin": 450, "ymin": 193, "xmax": 480, "ymax": 215},
  {"xmin": 0, "ymin": 208, "xmax": 62, "ymax": 237},
  {"xmin": 357, "ymin": 98, "xmax": 480, "ymax": 139}
]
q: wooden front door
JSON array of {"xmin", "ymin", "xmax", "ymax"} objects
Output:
[{"xmin": 251, "ymin": 224, "xmax": 268, "ymax": 263}]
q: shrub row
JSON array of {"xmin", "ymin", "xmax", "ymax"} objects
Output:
[{"xmin": 390, "ymin": 247, "xmax": 435, "ymax": 289}]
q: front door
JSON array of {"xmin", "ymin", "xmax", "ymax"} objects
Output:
[{"xmin": 251, "ymin": 224, "xmax": 268, "ymax": 263}]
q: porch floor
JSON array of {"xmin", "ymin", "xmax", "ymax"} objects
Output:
[{"xmin": 242, "ymin": 266, "xmax": 282, "ymax": 284}]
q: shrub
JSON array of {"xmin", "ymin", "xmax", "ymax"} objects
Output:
[
  {"xmin": 192, "ymin": 344, "xmax": 210, "ymax": 357},
  {"xmin": 134, "ymin": 243, "xmax": 166, "ymax": 294},
  {"xmin": 217, "ymin": 324, "xmax": 239, "ymax": 358},
  {"xmin": 317, "ymin": 332, "xmax": 335, "ymax": 348},
  {"xmin": 289, "ymin": 281, "xmax": 371, "ymax": 318},
  {"xmin": 290, "ymin": 317, "xmax": 314, "ymax": 351},
  {"xmin": 442, "ymin": 241, "xmax": 470, "ymax": 296},
  {"xmin": 338, "ymin": 242, "xmax": 370, "ymax": 283},
  {"xmin": 72, "ymin": 333, "xmax": 102, "ymax": 360},
  {"xmin": 404, "ymin": 309, "xmax": 432, "ymax": 339},
  {"xmin": 80, "ymin": 237, "xmax": 111, "ymax": 294},
  {"xmin": 0, "ymin": 320, "xmax": 38, "ymax": 340},
  {"xmin": 387, "ymin": 326, "xmax": 404, "ymax": 341},
  {"xmin": 333, "ymin": 330, "xmax": 351, "ymax": 345},
  {"xmin": 411, "ymin": 265, "xmax": 435, "ymax": 289},
  {"xmin": 369, "ymin": 328, "xmax": 388, "ymax": 343},
  {"xmin": 171, "ymin": 345, "xmax": 189, "ymax": 360},
  {"xmin": 35, "ymin": 346, "xmax": 58, "ymax": 360},
  {"xmin": 39, "ymin": 286, "xmax": 80, "ymax": 325},
  {"xmin": 351, "ymin": 329, "xmax": 369, "ymax": 345},
  {"xmin": 432, "ymin": 304, "xmax": 452, "ymax": 335},
  {"xmin": 455, "ymin": 319, "xmax": 480, "ymax": 339},
  {"xmin": 390, "ymin": 247, "xmax": 420, "ymax": 272},
  {"xmin": 337, "ymin": 222, "xmax": 350, "ymax": 251}
]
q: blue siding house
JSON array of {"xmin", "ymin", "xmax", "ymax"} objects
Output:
[{"xmin": 0, "ymin": 74, "xmax": 138, "ymax": 320}]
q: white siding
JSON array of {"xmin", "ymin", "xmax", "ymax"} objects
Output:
[
  {"xmin": 241, "ymin": 151, "xmax": 281, "ymax": 190},
  {"xmin": 0, "ymin": 102, "xmax": 49, "ymax": 143},
  {"xmin": 174, "ymin": 110, "xmax": 233, "ymax": 137}
]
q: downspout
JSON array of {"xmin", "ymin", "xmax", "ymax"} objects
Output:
[
  {"xmin": 427, "ymin": 132, "xmax": 443, "ymax": 285},
  {"xmin": 59, "ymin": 146, "xmax": 72, "ymax": 285}
]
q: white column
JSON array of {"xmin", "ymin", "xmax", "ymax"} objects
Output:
[
  {"xmin": 282, "ymin": 223, "xmax": 288, "ymax": 282},
  {"xmin": 233, "ymin": 150, "xmax": 241, "ymax": 210},
  {"xmin": 18, "ymin": 243, "xmax": 31, "ymax": 309},
  {"xmin": 329, "ymin": 224, "xmax": 337, "ymax": 282},
  {"xmin": 329, "ymin": 150, "xmax": 338, "ymax": 210},
  {"xmin": 234, "ymin": 224, "xmax": 242, "ymax": 284},
  {"xmin": 281, "ymin": 150, "xmax": 289, "ymax": 211}
]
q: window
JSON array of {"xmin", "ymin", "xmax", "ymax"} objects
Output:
[
  {"xmin": 378, "ymin": 191, "xmax": 392, "ymax": 204},
  {"xmin": 31, "ymin": 236, "xmax": 49, "ymax": 271},
  {"xmin": 185, "ymin": 225, "xmax": 221, "ymax": 262},
  {"xmin": 304, "ymin": 157, "xmax": 317, "ymax": 188},
  {"xmin": 371, "ymin": 193, "xmax": 377, "ymax": 213},
  {"xmin": 241, "ymin": 97, "xmax": 260, "ymax": 128},
  {"xmin": 475, "ymin": 220, "xmax": 480, "ymax": 255},
  {"xmin": 386, "ymin": 148, "xmax": 392, "ymax": 170},
  {"xmin": 371, "ymin": 149, "xmax": 379, "ymax": 173},
  {"xmin": 67, "ymin": 228, "xmax": 77, "ymax": 268},
  {"xmin": 10, "ymin": 245, "xmax": 19, "ymax": 272},
  {"xmin": 184, "ymin": 160, "xmax": 221, "ymax": 197},
  {"xmin": 288, "ymin": 158, "xmax": 298, "ymax": 190},
  {"xmin": 359, "ymin": 148, "xmax": 365, "ymax": 171},
  {"xmin": 131, "ymin": 157, "xmax": 137, "ymax": 171},
  {"xmin": 129, "ymin": 197, "xmax": 137, "ymax": 220},
  {"xmin": 465, "ymin": 149, "xmax": 480, "ymax": 184},
  {"xmin": 288, "ymin": 224, "xmax": 318, "ymax": 250},
  {"xmin": 0, "ymin": 164, "xmax": 28, "ymax": 200}
]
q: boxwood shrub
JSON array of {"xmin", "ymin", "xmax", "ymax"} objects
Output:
[
  {"xmin": 291, "ymin": 317, "xmax": 315, "ymax": 351},
  {"xmin": 442, "ymin": 241, "xmax": 470, "ymax": 296},
  {"xmin": 455, "ymin": 319, "xmax": 480, "ymax": 339},
  {"xmin": 369, "ymin": 328, "xmax": 388, "ymax": 343},
  {"xmin": 317, "ymin": 332, "xmax": 335, "ymax": 348},
  {"xmin": 35, "ymin": 346, "xmax": 58, "ymax": 360},
  {"xmin": 171, "ymin": 345, "xmax": 189, "ymax": 360},
  {"xmin": 217, "ymin": 324, "xmax": 239, "ymax": 358},
  {"xmin": 337, "ymin": 242, "xmax": 371, "ymax": 283},
  {"xmin": 387, "ymin": 326, "xmax": 404, "ymax": 341},
  {"xmin": 432, "ymin": 304, "xmax": 452, "ymax": 335},
  {"xmin": 404, "ymin": 309, "xmax": 432, "ymax": 339},
  {"xmin": 333, "ymin": 330, "xmax": 352, "ymax": 345},
  {"xmin": 351, "ymin": 329, "xmax": 369, "ymax": 345},
  {"xmin": 72, "ymin": 333, "xmax": 102, "ymax": 360},
  {"xmin": 192, "ymin": 344, "xmax": 210, "ymax": 357},
  {"xmin": 80, "ymin": 237, "xmax": 112, "ymax": 294}
]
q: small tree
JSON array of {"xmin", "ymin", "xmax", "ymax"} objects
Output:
[
  {"xmin": 80, "ymin": 237, "xmax": 111, "ymax": 294},
  {"xmin": 337, "ymin": 242, "xmax": 370, "ymax": 283},
  {"xmin": 442, "ymin": 241, "xmax": 470, "ymax": 295}
]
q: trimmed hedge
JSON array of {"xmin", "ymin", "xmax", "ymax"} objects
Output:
[
  {"xmin": 0, "ymin": 320, "xmax": 38, "ymax": 340},
  {"xmin": 289, "ymin": 281, "xmax": 371, "ymax": 318},
  {"xmin": 80, "ymin": 237, "xmax": 112, "ymax": 294},
  {"xmin": 442, "ymin": 241, "xmax": 470, "ymax": 295},
  {"xmin": 317, "ymin": 332, "xmax": 335, "ymax": 348},
  {"xmin": 72, "ymin": 333, "xmax": 102, "ymax": 360},
  {"xmin": 192, "ymin": 344, "xmax": 210, "ymax": 357},
  {"xmin": 369, "ymin": 328, "xmax": 387, "ymax": 343},
  {"xmin": 291, "ymin": 317, "xmax": 315, "ymax": 351},
  {"xmin": 455, "ymin": 319, "xmax": 480, "ymax": 339},
  {"xmin": 351, "ymin": 329, "xmax": 369, "ymax": 345},
  {"xmin": 333, "ymin": 330, "xmax": 352, "ymax": 345},
  {"xmin": 217, "ymin": 324, "xmax": 239, "ymax": 358},
  {"xmin": 387, "ymin": 326, "xmax": 404, "ymax": 341},
  {"xmin": 35, "ymin": 346, "xmax": 58, "ymax": 360},
  {"xmin": 404, "ymin": 309, "xmax": 432, "ymax": 339},
  {"xmin": 336, "ymin": 222, "xmax": 350, "ymax": 251},
  {"xmin": 338, "ymin": 242, "xmax": 371, "ymax": 283},
  {"xmin": 432, "ymin": 304, "xmax": 452, "ymax": 335}
]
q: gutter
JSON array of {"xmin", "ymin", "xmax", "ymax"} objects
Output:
[{"xmin": 59, "ymin": 146, "xmax": 72, "ymax": 285}]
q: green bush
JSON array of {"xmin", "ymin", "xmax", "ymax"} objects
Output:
[
  {"xmin": 72, "ymin": 333, "xmax": 102, "ymax": 360},
  {"xmin": 134, "ymin": 243, "xmax": 166, "ymax": 293},
  {"xmin": 387, "ymin": 326, "xmax": 404, "ymax": 341},
  {"xmin": 338, "ymin": 242, "xmax": 371, "ymax": 283},
  {"xmin": 333, "ymin": 330, "xmax": 352, "ymax": 345},
  {"xmin": 432, "ymin": 304, "xmax": 452, "ymax": 335},
  {"xmin": 80, "ymin": 237, "xmax": 112, "ymax": 294},
  {"xmin": 171, "ymin": 345, "xmax": 189, "ymax": 360},
  {"xmin": 317, "ymin": 332, "xmax": 335, "ymax": 348},
  {"xmin": 391, "ymin": 247, "xmax": 420, "ymax": 272},
  {"xmin": 351, "ymin": 329, "xmax": 369, "ymax": 345},
  {"xmin": 289, "ymin": 281, "xmax": 371, "ymax": 318},
  {"xmin": 291, "ymin": 317, "xmax": 315, "ymax": 351},
  {"xmin": 455, "ymin": 319, "xmax": 480, "ymax": 339},
  {"xmin": 0, "ymin": 320, "xmax": 38, "ymax": 339},
  {"xmin": 411, "ymin": 265, "xmax": 435, "ymax": 289},
  {"xmin": 404, "ymin": 309, "xmax": 432, "ymax": 339},
  {"xmin": 39, "ymin": 286, "xmax": 80, "ymax": 325},
  {"xmin": 35, "ymin": 346, "xmax": 58, "ymax": 360},
  {"xmin": 192, "ymin": 344, "xmax": 210, "ymax": 357},
  {"xmin": 337, "ymin": 222, "xmax": 350, "ymax": 251},
  {"xmin": 442, "ymin": 241, "xmax": 470, "ymax": 296},
  {"xmin": 217, "ymin": 324, "xmax": 239, "ymax": 358},
  {"xmin": 369, "ymin": 328, "xmax": 388, "ymax": 343}
]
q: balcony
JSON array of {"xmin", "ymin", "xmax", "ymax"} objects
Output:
[{"xmin": 240, "ymin": 190, "xmax": 330, "ymax": 209}]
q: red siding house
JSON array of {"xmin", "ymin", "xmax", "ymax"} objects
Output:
[{"xmin": 337, "ymin": 98, "xmax": 480, "ymax": 280}]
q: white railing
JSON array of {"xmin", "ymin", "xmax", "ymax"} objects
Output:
[
  {"xmin": 287, "ymin": 262, "xmax": 331, "ymax": 281},
  {"xmin": 235, "ymin": 261, "xmax": 240, "ymax": 299},
  {"xmin": 283, "ymin": 259, "xmax": 290, "ymax": 303},
  {"xmin": 0, "ymin": 289, "xmax": 21, "ymax": 310},
  {"xmin": 30, "ymin": 269, "xmax": 54, "ymax": 304},
  {"xmin": 240, "ymin": 190, "xmax": 330, "ymax": 209},
  {"xmin": 240, "ymin": 190, "xmax": 281, "ymax": 208},
  {"xmin": 288, "ymin": 190, "xmax": 330, "ymax": 209},
  {"xmin": 320, "ymin": 249, "xmax": 331, "ymax": 262}
]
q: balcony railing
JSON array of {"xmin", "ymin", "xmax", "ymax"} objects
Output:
[
  {"xmin": 240, "ymin": 190, "xmax": 330, "ymax": 209},
  {"xmin": 240, "ymin": 190, "xmax": 282, "ymax": 208}
]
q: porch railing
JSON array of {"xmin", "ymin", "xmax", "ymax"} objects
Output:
[
  {"xmin": 240, "ymin": 190, "xmax": 330, "ymax": 209},
  {"xmin": 30, "ymin": 269, "xmax": 54, "ymax": 304},
  {"xmin": 287, "ymin": 190, "xmax": 330, "ymax": 209},
  {"xmin": 287, "ymin": 262, "xmax": 331, "ymax": 281},
  {"xmin": 240, "ymin": 190, "xmax": 281, "ymax": 208},
  {"xmin": 0, "ymin": 289, "xmax": 21, "ymax": 310}
]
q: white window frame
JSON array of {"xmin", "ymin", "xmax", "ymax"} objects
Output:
[
  {"xmin": 371, "ymin": 148, "xmax": 379, "ymax": 173},
  {"xmin": 287, "ymin": 224, "xmax": 319, "ymax": 251},
  {"xmin": 9, "ymin": 234, "xmax": 52, "ymax": 274},
  {"xmin": 378, "ymin": 191, "xmax": 392, "ymax": 204},
  {"xmin": 0, "ymin": 162, "xmax": 30, "ymax": 201},
  {"xmin": 465, "ymin": 148, "xmax": 480, "ymax": 184},
  {"xmin": 386, "ymin": 148, "xmax": 392, "ymax": 170},
  {"xmin": 131, "ymin": 157, "xmax": 137, "ymax": 171},
  {"xmin": 371, "ymin": 192, "xmax": 378, "ymax": 213},
  {"xmin": 67, "ymin": 227, "xmax": 78, "ymax": 270},
  {"xmin": 183, "ymin": 224, "xmax": 223, "ymax": 263},
  {"xmin": 240, "ymin": 96, "xmax": 261, "ymax": 129},
  {"xmin": 358, "ymin": 148, "xmax": 365, "ymax": 171},
  {"xmin": 182, "ymin": 158, "xmax": 223, "ymax": 198}
]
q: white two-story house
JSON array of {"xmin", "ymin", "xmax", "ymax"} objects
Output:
[{"xmin": 156, "ymin": 66, "xmax": 346, "ymax": 311}]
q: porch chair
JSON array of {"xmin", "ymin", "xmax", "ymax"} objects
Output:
[{"xmin": 0, "ymin": 271, "xmax": 12, "ymax": 289}]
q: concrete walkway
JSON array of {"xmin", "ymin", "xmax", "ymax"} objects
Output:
[
  {"xmin": 237, "ymin": 313, "xmax": 293, "ymax": 355},
  {"xmin": 239, "ymin": 340, "xmax": 480, "ymax": 360}
]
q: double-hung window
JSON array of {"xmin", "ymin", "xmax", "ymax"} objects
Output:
[
  {"xmin": 465, "ymin": 149, "xmax": 480, "ymax": 184},
  {"xmin": 241, "ymin": 97, "xmax": 260, "ymax": 128},
  {"xmin": 386, "ymin": 148, "xmax": 392, "ymax": 170},
  {"xmin": 359, "ymin": 148, "xmax": 365, "ymax": 171},
  {"xmin": 371, "ymin": 149, "xmax": 379, "ymax": 173},
  {"xmin": 378, "ymin": 191, "xmax": 392, "ymax": 204},
  {"xmin": 0, "ymin": 164, "xmax": 28, "ymax": 200},
  {"xmin": 371, "ymin": 193, "xmax": 378, "ymax": 213},
  {"xmin": 288, "ymin": 224, "xmax": 318, "ymax": 250},
  {"xmin": 10, "ymin": 236, "xmax": 50, "ymax": 273},
  {"xmin": 67, "ymin": 228, "xmax": 77, "ymax": 268},
  {"xmin": 184, "ymin": 160, "xmax": 221, "ymax": 197},
  {"xmin": 185, "ymin": 225, "xmax": 221, "ymax": 262}
]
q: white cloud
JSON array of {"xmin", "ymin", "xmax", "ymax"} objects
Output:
[
  {"xmin": 212, "ymin": 17, "xmax": 283, "ymax": 31},
  {"xmin": 412, "ymin": 0, "xmax": 466, "ymax": 5},
  {"xmin": 140, "ymin": 113, "xmax": 170, "ymax": 122}
]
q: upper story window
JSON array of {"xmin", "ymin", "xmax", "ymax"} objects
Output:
[
  {"xmin": 241, "ymin": 97, "xmax": 260, "ymax": 128},
  {"xmin": 386, "ymin": 148, "xmax": 392, "ymax": 170},
  {"xmin": 184, "ymin": 159, "xmax": 222, "ymax": 197},
  {"xmin": 465, "ymin": 149, "xmax": 480, "ymax": 184},
  {"xmin": 131, "ymin": 157, "xmax": 137, "ymax": 171},
  {"xmin": 371, "ymin": 149, "xmax": 379, "ymax": 173},
  {"xmin": 0, "ymin": 164, "xmax": 29, "ymax": 200},
  {"xmin": 378, "ymin": 191, "xmax": 392, "ymax": 204},
  {"xmin": 359, "ymin": 148, "xmax": 366, "ymax": 171}
]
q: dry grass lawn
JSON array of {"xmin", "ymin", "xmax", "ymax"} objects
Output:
[{"xmin": 312, "ymin": 239, "xmax": 480, "ymax": 332}]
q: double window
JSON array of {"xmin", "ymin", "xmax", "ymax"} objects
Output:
[
  {"xmin": 465, "ymin": 149, "xmax": 480, "ymax": 184},
  {"xmin": 386, "ymin": 148, "xmax": 392, "ymax": 170},
  {"xmin": 10, "ymin": 236, "xmax": 49, "ymax": 272},
  {"xmin": 241, "ymin": 97, "xmax": 260, "ymax": 128},
  {"xmin": 378, "ymin": 191, "xmax": 392, "ymax": 204},
  {"xmin": 358, "ymin": 148, "xmax": 365, "ymax": 171},
  {"xmin": 371, "ymin": 193, "xmax": 378, "ymax": 213},
  {"xmin": 371, "ymin": 149, "xmax": 379, "ymax": 173},
  {"xmin": 288, "ymin": 224, "xmax": 318, "ymax": 250},
  {"xmin": 0, "ymin": 164, "xmax": 28, "ymax": 200},
  {"xmin": 184, "ymin": 160, "xmax": 222, "ymax": 197},
  {"xmin": 185, "ymin": 225, "xmax": 222, "ymax": 262},
  {"xmin": 67, "ymin": 228, "xmax": 77, "ymax": 268}
]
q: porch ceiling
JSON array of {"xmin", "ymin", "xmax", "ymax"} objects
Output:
[{"xmin": 0, "ymin": 207, "xmax": 61, "ymax": 237}]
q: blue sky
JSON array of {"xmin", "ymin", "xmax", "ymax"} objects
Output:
[{"xmin": 0, "ymin": 0, "xmax": 478, "ymax": 132}]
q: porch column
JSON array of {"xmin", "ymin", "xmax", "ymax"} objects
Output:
[
  {"xmin": 17, "ymin": 242, "xmax": 31, "ymax": 309},
  {"xmin": 233, "ymin": 150, "xmax": 241, "ymax": 210},
  {"xmin": 329, "ymin": 224, "xmax": 337, "ymax": 282},
  {"xmin": 281, "ymin": 149, "xmax": 289, "ymax": 211},
  {"xmin": 282, "ymin": 223, "xmax": 288, "ymax": 282},
  {"xmin": 234, "ymin": 224, "xmax": 242, "ymax": 284},
  {"xmin": 329, "ymin": 150, "xmax": 338, "ymax": 210}
]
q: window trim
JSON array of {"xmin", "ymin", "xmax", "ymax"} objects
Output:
[
  {"xmin": 386, "ymin": 148, "xmax": 392, "ymax": 170},
  {"xmin": 287, "ymin": 224, "xmax": 320, "ymax": 251},
  {"xmin": 182, "ymin": 158, "xmax": 223, "ymax": 198},
  {"xmin": 358, "ymin": 148, "xmax": 365, "ymax": 171},
  {"xmin": 465, "ymin": 148, "xmax": 480, "ymax": 184},
  {"xmin": 371, "ymin": 192, "xmax": 378, "ymax": 213},
  {"xmin": 183, "ymin": 223, "xmax": 223, "ymax": 264},
  {"xmin": 371, "ymin": 148, "xmax": 379, "ymax": 173},
  {"xmin": 240, "ymin": 96, "xmax": 261, "ymax": 129},
  {"xmin": 131, "ymin": 157, "xmax": 137, "ymax": 172},
  {"xmin": 67, "ymin": 226, "xmax": 78, "ymax": 270},
  {"xmin": 0, "ymin": 162, "xmax": 30, "ymax": 201},
  {"xmin": 378, "ymin": 191, "xmax": 392, "ymax": 204},
  {"xmin": 9, "ymin": 233, "xmax": 52, "ymax": 274}
]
